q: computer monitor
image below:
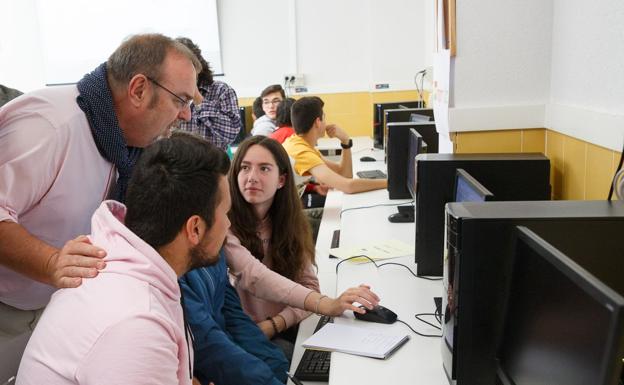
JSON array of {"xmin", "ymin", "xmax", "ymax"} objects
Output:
[
  {"xmin": 443, "ymin": 200, "xmax": 624, "ymax": 385},
  {"xmin": 407, "ymin": 129, "xmax": 424, "ymax": 199},
  {"xmin": 414, "ymin": 153, "xmax": 551, "ymax": 277},
  {"xmin": 384, "ymin": 108, "xmax": 435, "ymax": 146},
  {"xmin": 496, "ymin": 226, "xmax": 624, "ymax": 385},
  {"xmin": 232, "ymin": 106, "xmax": 250, "ymax": 145},
  {"xmin": 373, "ymin": 101, "xmax": 423, "ymax": 149},
  {"xmin": 454, "ymin": 169, "xmax": 494, "ymax": 203},
  {"xmin": 387, "ymin": 129, "xmax": 426, "ymax": 223},
  {"xmin": 386, "ymin": 122, "xmax": 438, "ymax": 199}
]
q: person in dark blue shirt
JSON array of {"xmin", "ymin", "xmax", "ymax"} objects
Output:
[{"xmin": 180, "ymin": 252, "xmax": 289, "ymax": 385}]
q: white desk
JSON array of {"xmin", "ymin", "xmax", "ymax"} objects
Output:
[{"xmin": 289, "ymin": 137, "xmax": 447, "ymax": 385}]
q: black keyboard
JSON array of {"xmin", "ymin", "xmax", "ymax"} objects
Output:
[
  {"xmin": 356, "ymin": 169, "xmax": 387, "ymax": 179},
  {"xmin": 293, "ymin": 315, "xmax": 334, "ymax": 382}
]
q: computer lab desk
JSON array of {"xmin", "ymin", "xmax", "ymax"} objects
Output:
[{"xmin": 288, "ymin": 138, "xmax": 447, "ymax": 385}]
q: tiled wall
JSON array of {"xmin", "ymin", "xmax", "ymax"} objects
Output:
[
  {"xmin": 452, "ymin": 129, "xmax": 621, "ymax": 201},
  {"xmin": 240, "ymin": 91, "xmax": 620, "ymax": 201},
  {"xmin": 240, "ymin": 90, "xmax": 421, "ymax": 137}
]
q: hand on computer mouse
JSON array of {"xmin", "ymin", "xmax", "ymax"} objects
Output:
[
  {"xmin": 317, "ymin": 284, "xmax": 380, "ymax": 316},
  {"xmin": 354, "ymin": 304, "xmax": 397, "ymax": 324}
]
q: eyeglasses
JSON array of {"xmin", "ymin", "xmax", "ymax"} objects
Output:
[
  {"xmin": 262, "ymin": 98, "xmax": 282, "ymax": 106},
  {"xmin": 146, "ymin": 76, "xmax": 193, "ymax": 110}
]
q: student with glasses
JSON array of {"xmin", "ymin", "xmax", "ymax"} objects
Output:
[
  {"xmin": 175, "ymin": 37, "xmax": 242, "ymax": 151},
  {"xmin": 251, "ymin": 84, "xmax": 285, "ymax": 137},
  {"xmin": 0, "ymin": 33, "xmax": 200, "ymax": 378}
]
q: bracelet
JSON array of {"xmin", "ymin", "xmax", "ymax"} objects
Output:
[
  {"xmin": 314, "ymin": 295, "xmax": 328, "ymax": 315},
  {"xmin": 267, "ymin": 317, "xmax": 279, "ymax": 334}
]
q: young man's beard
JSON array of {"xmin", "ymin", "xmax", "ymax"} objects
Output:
[{"xmin": 187, "ymin": 237, "xmax": 223, "ymax": 271}]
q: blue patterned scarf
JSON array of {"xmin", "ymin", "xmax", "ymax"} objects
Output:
[{"xmin": 76, "ymin": 63, "xmax": 142, "ymax": 203}]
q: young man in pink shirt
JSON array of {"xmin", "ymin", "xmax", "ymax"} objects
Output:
[
  {"xmin": 17, "ymin": 133, "xmax": 230, "ymax": 385},
  {"xmin": 0, "ymin": 34, "xmax": 201, "ymax": 376}
]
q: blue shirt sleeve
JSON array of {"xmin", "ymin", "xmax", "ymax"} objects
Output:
[
  {"xmin": 180, "ymin": 269, "xmax": 287, "ymax": 385},
  {"xmin": 222, "ymin": 281, "xmax": 289, "ymax": 383}
]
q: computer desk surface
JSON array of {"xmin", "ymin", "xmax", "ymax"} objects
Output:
[{"xmin": 288, "ymin": 137, "xmax": 447, "ymax": 385}]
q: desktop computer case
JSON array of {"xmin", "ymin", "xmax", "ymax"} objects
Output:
[
  {"xmin": 442, "ymin": 200, "xmax": 624, "ymax": 385},
  {"xmin": 373, "ymin": 102, "xmax": 425, "ymax": 149},
  {"xmin": 414, "ymin": 153, "xmax": 550, "ymax": 276},
  {"xmin": 386, "ymin": 122, "xmax": 438, "ymax": 199}
]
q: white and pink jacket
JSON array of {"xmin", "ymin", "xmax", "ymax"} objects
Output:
[{"xmin": 17, "ymin": 201, "xmax": 192, "ymax": 385}]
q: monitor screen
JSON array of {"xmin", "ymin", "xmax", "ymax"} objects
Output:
[
  {"xmin": 453, "ymin": 168, "xmax": 494, "ymax": 202},
  {"xmin": 497, "ymin": 227, "xmax": 624, "ymax": 385},
  {"xmin": 407, "ymin": 129, "xmax": 425, "ymax": 198}
]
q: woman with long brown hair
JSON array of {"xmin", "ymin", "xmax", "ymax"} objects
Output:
[{"xmin": 224, "ymin": 136, "xmax": 378, "ymax": 358}]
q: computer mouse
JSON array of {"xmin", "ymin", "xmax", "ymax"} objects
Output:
[
  {"xmin": 359, "ymin": 156, "xmax": 376, "ymax": 162},
  {"xmin": 354, "ymin": 305, "xmax": 397, "ymax": 324},
  {"xmin": 387, "ymin": 212, "xmax": 414, "ymax": 223}
]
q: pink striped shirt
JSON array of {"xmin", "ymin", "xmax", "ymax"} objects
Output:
[{"xmin": 0, "ymin": 86, "xmax": 115, "ymax": 310}]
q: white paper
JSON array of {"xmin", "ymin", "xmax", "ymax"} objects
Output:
[
  {"xmin": 302, "ymin": 323, "xmax": 410, "ymax": 359},
  {"xmin": 432, "ymin": 49, "xmax": 451, "ymax": 136},
  {"xmin": 329, "ymin": 239, "xmax": 413, "ymax": 262}
]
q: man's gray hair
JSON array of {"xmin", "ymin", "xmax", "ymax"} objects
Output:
[{"xmin": 106, "ymin": 33, "xmax": 201, "ymax": 88}]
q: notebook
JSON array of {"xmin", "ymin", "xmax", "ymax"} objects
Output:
[{"xmin": 302, "ymin": 323, "xmax": 410, "ymax": 359}]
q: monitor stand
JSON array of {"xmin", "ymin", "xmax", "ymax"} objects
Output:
[{"xmin": 388, "ymin": 205, "xmax": 414, "ymax": 223}]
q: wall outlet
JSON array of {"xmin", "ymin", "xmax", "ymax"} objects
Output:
[{"xmin": 284, "ymin": 73, "xmax": 305, "ymax": 88}]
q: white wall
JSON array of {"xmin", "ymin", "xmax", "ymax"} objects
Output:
[
  {"xmin": 545, "ymin": 0, "xmax": 624, "ymax": 151},
  {"xmin": 449, "ymin": 0, "xmax": 553, "ymax": 131},
  {"xmin": 448, "ymin": 0, "xmax": 624, "ymax": 152},
  {"xmin": 1, "ymin": 0, "xmax": 430, "ymax": 97},
  {"xmin": 0, "ymin": 0, "xmax": 45, "ymax": 92},
  {"xmin": 218, "ymin": 0, "xmax": 429, "ymax": 97}
]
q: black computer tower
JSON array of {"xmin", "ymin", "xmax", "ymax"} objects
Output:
[
  {"xmin": 414, "ymin": 153, "xmax": 551, "ymax": 276},
  {"xmin": 382, "ymin": 108, "xmax": 434, "ymax": 149},
  {"xmin": 232, "ymin": 106, "xmax": 251, "ymax": 145},
  {"xmin": 373, "ymin": 101, "xmax": 423, "ymax": 149},
  {"xmin": 443, "ymin": 200, "xmax": 624, "ymax": 385},
  {"xmin": 386, "ymin": 122, "xmax": 438, "ymax": 199},
  {"xmin": 385, "ymin": 108, "xmax": 434, "ymax": 124}
]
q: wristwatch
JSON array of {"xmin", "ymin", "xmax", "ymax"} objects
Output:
[{"xmin": 340, "ymin": 139, "xmax": 353, "ymax": 149}]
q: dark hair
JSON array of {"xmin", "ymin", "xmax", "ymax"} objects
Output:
[
  {"xmin": 175, "ymin": 37, "xmax": 214, "ymax": 86},
  {"xmin": 260, "ymin": 84, "xmax": 285, "ymax": 99},
  {"xmin": 228, "ymin": 136, "xmax": 315, "ymax": 280},
  {"xmin": 107, "ymin": 33, "xmax": 200, "ymax": 90},
  {"xmin": 252, "ymin": 96, "xmax": 265, "ymax": 119},
  {"xmin": 125, "ymin": 132, "xmax": 230, "ymax": 249},
  {"xmin": 275, "ymin": 98, "xmax": 296, "ymax": 127},
  {"xmin": 291, "ymin": 96, "xmax": 324, "ymax": 134}
]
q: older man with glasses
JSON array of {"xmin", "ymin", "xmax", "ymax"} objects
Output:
[
  {"xmin": 250, "ymin": 84, "xmax": 285, "ymax": 137},
  {"xmin": 0, "ymin": 33, "xmax": 200, "ymax": 379}
]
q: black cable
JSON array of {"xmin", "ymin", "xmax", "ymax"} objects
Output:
[
  {"xmin": 414, "ymin": 313, "xmax": 441, "ymax": 330},
  {"xmin": 608, "ymin": 141, "xmax": 624, "ymax": 200},
  {"xmin": 434, "ymin": 306, "xmax": 442, "ymax": 324},
  {"xmin": 396, "ymin": 318, "xmax": 442, "ymax": 338},
  {"xmin": 335, "ymin": 254, "xmax": 442, "ymax": 281},
  {"xmin": 283, "ymin": 77, "xmax": 290, "ymax": 97},
  {"xmin": 340, "ymin": 201, "xmax": 414, "ymax": 218}
]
